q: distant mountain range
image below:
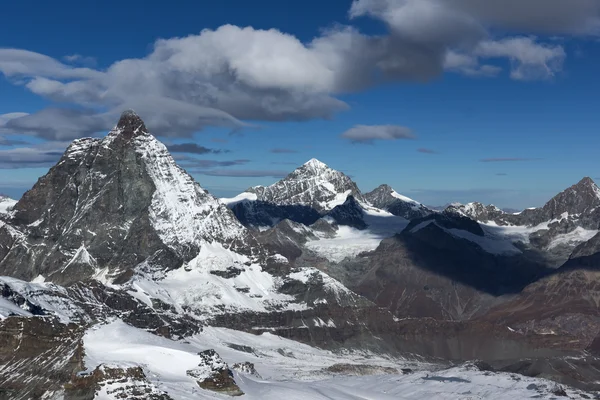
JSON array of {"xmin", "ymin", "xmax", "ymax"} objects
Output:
[{"xmin": 1, "ymin": 111, "xmax": 599, "ymax": 398}]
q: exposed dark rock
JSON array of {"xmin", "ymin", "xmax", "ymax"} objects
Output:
[
  {"xmin": 323, "ymin": 363, "xmax": 397, "ymax": 375},
  {"xmin": 231, "ymin": 362, "xmax": 261, "ymax": 378},
  {"xmin": 210, "ymin": 266, "xmax": 244, "ymax": 279},
  {"xmin": 65, "ymin": 365, "xmax": 172, "ymax": 400},
  {"xmin": 365, "ymin": 184, "xmax": 431, "ymax": 220},
  {"xmin": 326, "ymin": 195, "xmax": 367, "ymax": 230},
  {"xmin": 186, "ymin": 350, "xmax": 243, "ymax": 396},
  {"xmin": 0, "ymin": 317, "xmax": 85, "ymax": 400}
]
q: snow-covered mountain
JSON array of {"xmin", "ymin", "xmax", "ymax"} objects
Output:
[
  {"xmin": 439, "ymin": 178, "xmax": 600, "ymax": 265},
  {"xmin": 245, "ymin": 158, "xmax": 365, "ymax": 212},
  {"xmin": 1, "ymin": 112, "xmax": 600, "ymax": 398},
  {"xmin": 365, "ymin": 184, "xmax": 432, "ymax": 220}
]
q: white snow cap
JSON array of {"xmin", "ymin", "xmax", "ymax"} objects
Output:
[{"xmin": 303, "ymin": 158, "xmax": 329, "ymax": 169}]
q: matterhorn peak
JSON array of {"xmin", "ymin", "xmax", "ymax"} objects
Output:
[{"xmin": 115, "ymin": 109, "xmax": 148, "ymax": 139}]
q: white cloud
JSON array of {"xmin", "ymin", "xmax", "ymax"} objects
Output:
[
  {"xmin": 475, "ymin": 37, "xmax": 566, "ymax": 80},
  {"xmin": 0, "ymin": 0, "xmax": 596, "ymax": 139}
]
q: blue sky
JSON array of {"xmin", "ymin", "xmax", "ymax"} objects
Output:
[{"xmin": 0, "ymin": 0, "xmax": 599, "ymax": 208}]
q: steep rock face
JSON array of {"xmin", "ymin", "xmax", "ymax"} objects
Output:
[
  {"xmin": 0, "ymin": 317, "xmax": 85, "ymax": 400},
  {"xmin": 0, "ymin": 111, "xmax": 257, "ymax": 285},
  {"xmin": 365, "ymin": 184, "xmax": 432, "ymax": 220},
  {"xmin": 521, "ymin": 177, "xmax": 600, "ymax": 227},
  {"xmin": 246, "ymin": 159, "xmax": 365, "ymax": 213}
]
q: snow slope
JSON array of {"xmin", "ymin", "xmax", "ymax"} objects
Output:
[
  {"xmin": 128, "ymin": 242, "xmax": 302, "ymax": 318},
  {"xmin": 84, "ymin": 320, "xmax": 592, "ymax": 400}
]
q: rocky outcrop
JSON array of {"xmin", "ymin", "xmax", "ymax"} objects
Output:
[
  {"xmin": 365, "ymin": 184, "xmax": 431, "ymax": 220},
  {"xmin": 326, "ymin": 195, "xmax": 367, "ymax": 230},
  {"xmin": 186, "ymin": 350, "xmax": 243, "ymax": 396},
  {"xmin": 65, "ymin": 365, "xmax": 172, "ymax": 400}
]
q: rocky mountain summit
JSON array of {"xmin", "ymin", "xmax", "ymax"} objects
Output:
[{"xmin": 245, "ymin": 158, "xmax": 365, "ymax": 212}]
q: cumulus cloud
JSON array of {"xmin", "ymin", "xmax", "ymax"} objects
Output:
[
  {"xmin": 480, "ymin": 157, "xmax": 541, "ymax": 162},
  {"xmin": 0, "ymin": 0, "xmax": 597, "ymax": 139},
  {"xmin": 341, "ymin": 124, "xmax": 416, "ymax": 144},
  {"xmin": 166, "ymin": 143, "xmax": 229, "ymax": 154},
  {"xmin": 350, "ymin": 0, "xmax": 600, "ymax": 36}
]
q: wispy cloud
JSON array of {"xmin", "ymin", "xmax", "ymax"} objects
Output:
[
  {"xmin": 341, "ymin": 125, "xmax": 416, "ymax": 144},
  {"xmin": 271, "ymin": 161, "xmax": 300, "ymax": 165},
  {"xmin": 0, "ymin": 141, "xmax": 70, "ymax": 168},
  {"xmin": 417, "ymin": 148, "xmax": 438, "ymax": 154},
  {"xmin": 62, "ymin": 54, "xmax": 97, "ymax": 67},
  {"xmin": 496, "ymin": 172, "xmax": 508, "ymax": 176},
  {"xmin": 480, "ymin": 157, "xmax": 541, "ymax": 162},
  {"xmin": 0, "ymin": 136, "xmax": 30, "ymax": 146},
  {"xmin": 166, "ymin": 143, "xmax": 229, "ymax": 154},
  {"xmin": 270, "ymin": 148, "xmax": 298, "ymax": 154},
  {"xmin": 197, "ymin": 169, "xmax": 289, "ymax": 178},
  {"xmin": 181, "ymin": 159, "xmax": 250, "ymax": 169}
]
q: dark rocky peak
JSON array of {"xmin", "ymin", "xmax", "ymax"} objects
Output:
[
  {"xmin": 366, "ymin": 184, "xmax": 432, "ymax": 220},
  {"xmin": 327, "ymin": 195, "xmax": 367, "ymax": 230},
  {"xmin": 113, "ymin": 109, "xmax": 148, "ymax": 140},
  {"xmin": 404, "ymin": 212, "xmax": 485, "ymax": 237},
  {"xmin": 533, "ymin": 177, "xmax": 600, "ymax": 223}
]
